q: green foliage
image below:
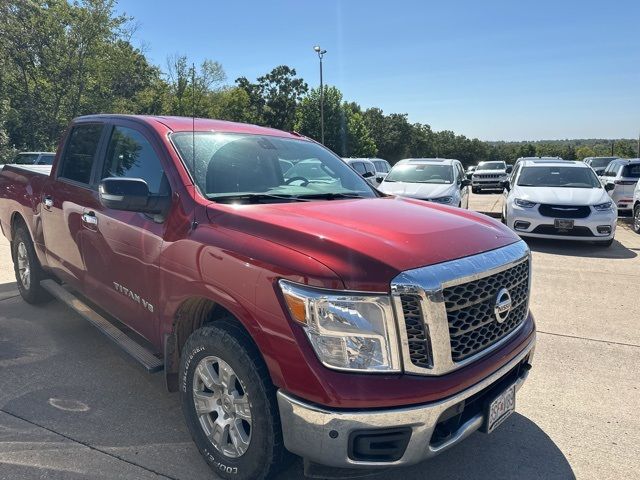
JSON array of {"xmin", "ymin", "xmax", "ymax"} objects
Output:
[{"xmin": 236, "ymin": 66, "xmax": 307, "ymax": 131}]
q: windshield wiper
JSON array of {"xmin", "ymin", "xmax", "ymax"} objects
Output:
[
  {"xmin": 208, "ymin": 193, "xmax": 300, "ymax": 204},
  {"xmin": 294, "ymin": 192, "xmax": 365, "ymax": 200}
]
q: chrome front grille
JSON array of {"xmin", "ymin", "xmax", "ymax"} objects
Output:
[
  {"xmin": 443, "ymin": 260, "xmax": 529, "ymax": 362},
  {"xmin": 392, "ymin": 241, "xmax": 531, "ymax": 376}
]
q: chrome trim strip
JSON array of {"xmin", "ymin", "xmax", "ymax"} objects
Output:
[
  {"xmin": 277, "ymin": 333, "xmax": 535, "ymax": 469},
  {"xmin": 391, "ymin": 241, "xmax": 531, "ymax": 376}
]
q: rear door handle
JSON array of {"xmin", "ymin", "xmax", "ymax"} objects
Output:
[
  {"xmin": 43, "ymin": 196, "xmax": 53, "ymax": 208},
  {"xmin": 82, "ymin": 211, "xmax": 98, "ymax": 226}
]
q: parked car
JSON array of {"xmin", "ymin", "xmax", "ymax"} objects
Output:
[
  {"xmin": 0, "ymin": 115, "xmax": 535, "ymax": 480},
  {"xmin": 584, "ymin": 156, "xmax": 618, "ymax": 176},
  {"xmin": 471, "ymin": 161, "xmax": 508, "ymax": 193},
  {"xmin": 12, "ymin": 151, "xmax": 56, "ymax": 165},
  {"xmin": 599, "ymin": 158, "xmax": 640, "ymax": 213},
  {"xmin": 378, "ymin": 158, "xmax": 470, "ymax": 208},
  {"xmin": 343, "ymin": 157, "xmax": 379, "ymax": 185},
  {"xmin": 465, "ymin": 165, "xmax": 476, "ymax": 179},
  {"xmin": 371, "ymin": 158, "xmax": 392, "ymax": 178},
  {"xmin": 502, "ymin": 159, "xmax": 616, "ymax": 246},
  {"xmin": 633, "ymin": 179, "xmax": 640, "ymax": 233}
]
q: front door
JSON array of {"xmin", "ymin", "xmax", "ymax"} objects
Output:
[{"xmin": 80, "ymin": 122, "xmax": 170, "ymax": 343}]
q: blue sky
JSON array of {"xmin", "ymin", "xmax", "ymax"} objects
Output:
[{"xmin": 117, "ymin": 0, "xmax": 639, "ymax": 141}]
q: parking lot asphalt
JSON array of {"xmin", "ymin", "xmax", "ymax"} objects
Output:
[{"xmin": 0, "ymin": 194, "xmax": 639, "ymax": 480}]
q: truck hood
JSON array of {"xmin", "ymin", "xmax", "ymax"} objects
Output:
[
  {"xmin": 207, "ymin": 197, "xmax": 519, "ymax": 291},
  {"xmin": 512, "ymin": 186, "xmax": 609, "ymax": 205},
  {"xmin": 378, "ymin": 181, "xmax": 456, "ymax": 199}
]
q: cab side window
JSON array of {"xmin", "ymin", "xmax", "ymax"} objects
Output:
[
  {"xmin": 102, "ymin": 126, "xmax": 166, "ymax": 194},
  {"xmin": 353, "ymin": 162, "xmax": 366, "ymax": 175},
  {"xmin": 58, "ymin": 124, "xmax": 104, "ymax": 185}
]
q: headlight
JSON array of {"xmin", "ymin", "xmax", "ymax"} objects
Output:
[
  {"xmin": 279, "ymin": 280, "xmax": 400, "ymax": 372},
  {"xmin": 430, "ymin": 196, "xmax": 453, "ymax": 204},
  {"xmin": 593, "ymin": 201, "xmax": 613, "ymax": 211},
  {"xmin": 514, "ymin": 198, "xmax": 537, "ymax": 208}
]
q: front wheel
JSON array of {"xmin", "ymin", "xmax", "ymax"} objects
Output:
[
  {"xmin": 633, "ymin": 205, "xmax": 640, "ymax": 234},
  {"xmin": 180, "ymin": 322, "xmax": 288, "ymax": 480}
]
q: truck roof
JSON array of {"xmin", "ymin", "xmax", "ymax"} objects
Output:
[{"xmin": 75, "ymin": 114, "xmax": 303, "ymax": 139}]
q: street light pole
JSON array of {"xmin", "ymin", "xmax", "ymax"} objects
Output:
[{"xmin": 313, "ymin": 45, "xmax": 327, "ymax": 144}]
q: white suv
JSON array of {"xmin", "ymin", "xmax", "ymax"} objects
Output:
[
  {"xmin": 502, "ymin": 159, "xmax": 617, "ymax": 246},
  {"xmin": 378, "ymin": 158, "xmax": 470, "ymax": 208},
  {"xmin": 633, "ymin": 179, "xmax": 640, "ymax": 234},
  {"xmin": 599, "ymin": 158, "xmax": 640, "ymax": 213},
  {"xmin": 471, "ymin": 161, "xmax": 508, "ymax": 193}
]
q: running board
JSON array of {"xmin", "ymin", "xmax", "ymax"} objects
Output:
[{"xmin": 41, "ymin": 279, "xmax": 163, "ymax": 373}]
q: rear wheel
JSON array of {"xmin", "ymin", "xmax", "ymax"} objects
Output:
[
  {"xmin": 12, "ymin": 224, "xmax": 51, "ymax": 304},
  {"xmin": 633, "ymin": 204, "xmax": 640, "ymax": 234},
  {"xmin": 180, "ymin": 322, "xmax": 288, "ymax": 480}
]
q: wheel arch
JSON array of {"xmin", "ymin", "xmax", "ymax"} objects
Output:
[{"xmin": 164, "ymin": 296, "xmax": 268, "ymax": 392}]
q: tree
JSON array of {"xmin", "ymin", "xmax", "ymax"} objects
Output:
[
  {"xmin": 236, "ymin": 66, "xmax": 307, "ymax": 131},
  {"xmin": 295, "ymin": 86, "xmax": 376, "ymax": 157},
  {"xmin": 0, "ymin": 0, "xmax": 161, "ymax": 149},
  {"xmin": 362, "ymin": 108, "xmax": 412, "ymax": 161}
]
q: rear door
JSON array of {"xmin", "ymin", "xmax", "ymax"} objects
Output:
[
  {"xmin": 41, "ymin": 122, "xmax": 106, "ymax": 290},
  {"xmin": 80, "ymin": 121, "xmax": 169, "ymax": 342}
]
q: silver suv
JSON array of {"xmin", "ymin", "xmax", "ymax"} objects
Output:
[{"xmin": 471, "ymin": 161, "xmax": 508, "ymax": 193}]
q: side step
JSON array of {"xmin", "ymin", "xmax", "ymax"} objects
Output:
[{"xmin": 41, "ymin": 279, "xmax": 163, "ymax": 373}]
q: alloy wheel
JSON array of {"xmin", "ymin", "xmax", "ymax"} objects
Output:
[
  {"xmin": 192, "ymin": 355, "xmax": 252, "ymax": 458},
  {"xmin": 16, "ymin": 242, "xmax": 30, "ymax": 290}
]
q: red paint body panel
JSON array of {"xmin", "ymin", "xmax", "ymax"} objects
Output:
[{"xmin": 0, "ymin": 114, "xmax": 531, "ymax": 409}]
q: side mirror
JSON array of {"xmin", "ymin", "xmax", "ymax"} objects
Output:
[
  {"xmin": 501, "ymin": 180, "xmax": 511, "ymax": 191},
  {"xmin": 375, "ymin": 175, "xmax": 385, "ymax": 183},
  {"xmin": 604, "ymin": 183, "xmax": 615, "ymax": 192},
  {"xmin": 506, "ymin": 165, "xmax": 513, "ymax": 174},
  {"xmin": 99, "ymin": 177, "xmax": 168, "ymax": 214},
  {"xmin": 362, "ymin": 171, "xmax": 374, "ymax": 179},
  {"xmin": 461, "ymin": 178, "xmax": 472, "ymax": 187}
]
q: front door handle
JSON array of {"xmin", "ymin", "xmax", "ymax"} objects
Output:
[
  {"xmin": 43, "ymin": 196, "xmax": 53, "ymax": 208},
  {"xmin": 82, "ymin": 211, "xmax": 98, "ymax": 226}
]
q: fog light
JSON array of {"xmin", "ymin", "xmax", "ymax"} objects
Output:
[
  {"xmin": 597, "ymin": 225, "xmax": 611, "ymax": 234},
  {"xmin": 514, "ymin": 221, "xmax": 531, "ymax": 231}
]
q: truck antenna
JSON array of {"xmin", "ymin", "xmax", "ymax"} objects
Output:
[{"xmin": 191, "ymin": 62, "xmax": 198, "ymax": 231}]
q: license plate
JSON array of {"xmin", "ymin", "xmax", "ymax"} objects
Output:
[
  {"xmin": 486, "ymin": 384, "xmax": 515, "ymax": 433},
  {"xmin": 554, "ymin": 219, "xmax": 574, "ymax": 230}
]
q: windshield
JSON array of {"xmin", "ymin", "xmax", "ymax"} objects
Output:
[
  {"xmin": 589, "ymin": 158, "xmax": 615, "ymax": 168},
  {"xmin": 385, "ymin": 163, "xmax": 453, "ymax": 183},
  {"xmin": 477, "ymin": 162, "xmax": 505, "ymax": 171},
  {"xmin": 517, "ymin": 166, "xmax": 601, "ymax": 188},
  {"xmin": 14, "ymin": 153, "xmax": 39, "ymax": 165},
  {"xmin": 171, "ymin": 132, "xmax": 376, "ymax": 203}
]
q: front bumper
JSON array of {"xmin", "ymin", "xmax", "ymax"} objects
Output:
[
  {"xmin": 277, "ymin": 334, "xmax": 535, "ymax": 469},
  {"xmin": 508, "ymin": 205, "xmax": 616, "ymax": 241},
  {"xmin": 472, "ymin": 180, "xmax": 505, "ymax": 190}
]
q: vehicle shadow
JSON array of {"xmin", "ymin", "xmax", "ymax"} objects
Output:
[
  {"xmin": 0, "ymin": 280, "xmax": 19, "ymax": 301},
  {"xmin": 524, "ymin": 237, "xmax": 637, "ymax": 259},
  {"xmin": 277, "ymin": 413, "xmax": 574, "ymax": 480}
]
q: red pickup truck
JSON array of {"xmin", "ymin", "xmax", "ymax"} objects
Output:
[{"xmin": 0, "ymin": 115, "xmax": 535, "ymax": 480}]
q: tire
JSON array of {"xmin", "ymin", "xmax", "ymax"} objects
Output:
[
  {"xmin": 595, "ymin": 238, "xmax": 614, "ymax": 247},
  {"xmin": 180, "ymin": 321, "xmax": 288, "ymax": 480},
  {"xmin": 12, "ymin": 224, "xmax": 51, "ymax": 304},
  {"xmin": 633, "ymin": 204, "xmax": 640, "ymax": 234}
]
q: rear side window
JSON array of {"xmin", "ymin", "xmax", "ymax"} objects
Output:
[
  {"xmin": 353, "ymin": 162, "xmax": 366, "ymax": 174},
  {"xmin": 621, "ymin": 164, "xmax": 640, "ymax": 178},
  {"xmin": 59, "ymin": 124, "xmax": 104, "ymax": 184},
  {"xmin": 102, "ymin": 126, "xmax": 166, "ymax": 194},
  {"xmin": 38, "ymin": 154, "xmax": 55, "ymax": 165}
]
